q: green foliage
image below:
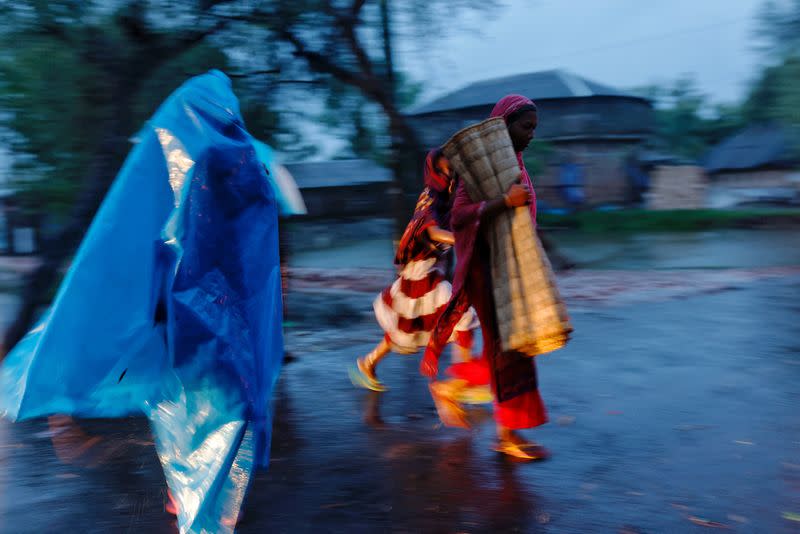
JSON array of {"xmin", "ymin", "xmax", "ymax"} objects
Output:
[
  {"xmin": 637, "ymin": 1, "xmax": 800, "ymax": 162},
  {"xmin": 134, "ymin": 46, "xmax": 232, "ymax": 127},
  {"xmin": 0, "ymin": 32, "xmax": 110, "ymax": 214},
  {"xmin": 0, "ymin": 3, "xmax": 236, "ymax": 217},
  {"xmin": 746, "ymin": 0, "xmax": 800, "ymax": 154},
  {"xmin": 754, "ymin": 0, "xmax": 800, "ymax": 60},
  {"xmin": 743, "ymin": 57, "xmax": 800, "ymax": 130},
  {"xmin": 395, "ymin": 71, "xmax": 423, "ymax": 110},
  {"xmin": 307, "ymin": 69, "xmax": 422, "ymax": 162},
  {"xmin": 640, "ymin": 76, "xmax": 745, "ymax": 161},
  {"xmin": 0, "ymin": 0, "xmax": 507, "ymax": 215},
  {"xmin": 315, "ymin": 79, "xmax": 385, "ymax": 160}
]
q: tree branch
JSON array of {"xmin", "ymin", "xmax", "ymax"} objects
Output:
[
  {"xmin": 227, "ymin": 68, "xmax": 282, "ymax": 79},
  {"xmin": 351, "ymin": 0, "xmax": 368, "ymax": 17},
  {"xmin": 174, "ymin": 19, "xmax": 231, "ymax": 50},
  {"xmin": 312, "ymin": 0, "xmax": 375, "ymax": 82},
  {"xmin": 271, "ymin": 79, "xmax": 324, "ymax": 85},
  {"xmin": 279, "ymin": 28, "xmax": 380, "ymax": 96},
  {"xmin": 339, "ymin": 13, "xmax": 374, "ymax": 78},
  {"xmin": 34, "ymin": 13, "xmax": 73, "ymax": 44},
  {"xmin": 201, "ymin": 0, "xmax": 241, "ymax": 9},
  {"xmin": 278, "ymin": 27, "xmax": 420, "ymax": 162},
  {"xmin": 139, "ymin": 18, "xmax": 231, "ymax": 72}
]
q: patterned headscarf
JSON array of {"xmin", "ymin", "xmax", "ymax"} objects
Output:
[
  {"xmin": 423, "ymin": 148, "xmax": 453, "ymax": 193},
  {"xmin": 394, "ymin": 150, "xmax": 455, "ymax": 265}
]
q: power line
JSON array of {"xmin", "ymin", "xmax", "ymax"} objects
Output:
[
  {"xmin": 401, "ymin": 14, "xmax": 755, "ymax": 102},
  {"xmin": 397, "ymin": 15, "xmax": 752, "ymax": 69},
  {"xmin": 521, "ymin": 15, "xmax": 753, "ymax": 65}
]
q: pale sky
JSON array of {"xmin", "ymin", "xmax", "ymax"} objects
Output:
[{"xmin": 397, "ymin": 0, "xmax": 766, "ymax": 106}]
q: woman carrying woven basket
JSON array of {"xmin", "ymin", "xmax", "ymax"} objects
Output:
[
  {"xmin": 421, "ymin": 95, "xmax": 553, "ymax": 461},
  {"xmin": 350, "ymin": 149, "xmax": 485, "ymax": 395}
]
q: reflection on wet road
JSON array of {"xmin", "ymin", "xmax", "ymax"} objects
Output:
[{"xmin": 1, "ymin": 229, "xmax": 799, "ymax": 532}]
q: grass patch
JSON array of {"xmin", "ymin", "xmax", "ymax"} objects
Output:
[{"xmin": 538, "ymin": 209, "xmax": 800, "ymax": 232}]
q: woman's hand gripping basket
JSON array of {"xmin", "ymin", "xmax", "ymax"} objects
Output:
[{"xmin": 442, "ymin": 117, "xmax": 572, "ymax": 356}]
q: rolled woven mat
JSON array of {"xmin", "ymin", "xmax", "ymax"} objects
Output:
[{"xmin": 442, "ymin": 118, "xmax": 572, "ymax": 356}]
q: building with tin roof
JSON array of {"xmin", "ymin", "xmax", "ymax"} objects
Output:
[{"xmin": 407, "ymin": 69, "xmax": 655, "ymax": 209}]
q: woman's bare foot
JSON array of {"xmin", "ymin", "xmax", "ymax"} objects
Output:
[
  {"xmin": 165, "ymin": 488, "xmax": 178, "ymax": 516},
  {"xmin": 430, "ymin": 381, "xmax": 470, "ymax": 429}
]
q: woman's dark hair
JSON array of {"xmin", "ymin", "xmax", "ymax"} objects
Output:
[
  {"xmin": 505, "ymin": 104, "xmax": 538, "ymax": 125},
  {"xmin": 423, "ymin": 148, "xmax": 456, "ymax": 227},
  {"xmin": 430, "ymin": 179, "xmax": 454, "ymax": 229}
]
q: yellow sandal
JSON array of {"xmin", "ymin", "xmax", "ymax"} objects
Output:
[
  {"xmin": 493, "ymin": 440, "xmax": 549, "ymax": 461},
  {"xmin": 348, "ymin": 357, "xmax": 387, "ymax": 392}
]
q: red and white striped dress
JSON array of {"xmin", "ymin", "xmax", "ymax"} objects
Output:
[
  {"xmin": 374, "ymin": 255, "xmax": 478, "ymax": 354},
  {"xmin": 373, "ymin": 154, "xmax": 479, "ymax": 354}
]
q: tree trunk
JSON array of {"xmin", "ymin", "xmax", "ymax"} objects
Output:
[{"xmin": 379, "ymin": 0, "xmax": 395, "ymax": 95}]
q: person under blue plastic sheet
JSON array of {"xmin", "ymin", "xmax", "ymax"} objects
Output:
[
  {"xmin": 252, "ymin": 140, "xmax": 306, "ymax": 323},
  {"xmin": 0, "ymin": 70, "xmax": 284, "ymax": 533}
]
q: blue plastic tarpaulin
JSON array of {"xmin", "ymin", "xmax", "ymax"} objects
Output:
[
  {"xmin": 0, "ymin": 70, "xmax": 284, "ymax": 533},
  {"xmin": 253, "ymin": 140, "xmax": 307, "ymax": 216}
]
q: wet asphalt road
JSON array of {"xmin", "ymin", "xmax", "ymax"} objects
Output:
[
  {"xmin": 0, "ymin": 272, "xmax": 798, "ymax": 533},
  {"xmin": 1, "ymin": 228, "xmax": 800, "ymax": 533}
]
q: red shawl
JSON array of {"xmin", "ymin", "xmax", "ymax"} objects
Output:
[{"xmin": 394, "ymin": 149, "xmax": 455, "ymax": 266}]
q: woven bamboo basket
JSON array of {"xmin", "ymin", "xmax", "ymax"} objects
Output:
[{"xmin": 442, "ymin": 118, "xmax": 572, "ymax": 356}]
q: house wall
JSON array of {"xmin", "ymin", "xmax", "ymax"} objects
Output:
[
  {"xmin": 299, "ymin": 182, "xmax": 397, "ymax": 219},
  {"xmin": 707, "ymin": 169, "xmax": 800, "ymax": 208},
  {"xmin": 533, "ymin": 139, "xmax": 645, "ymax": 208},
  {"xmin": 408, "ymin": 97, "xmax": 654, "ymax": 209},
  {"xmin": 711, "ymin": 169, "xmax": 799, "ymax": 188}
]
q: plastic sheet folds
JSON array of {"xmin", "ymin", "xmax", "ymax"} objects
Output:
[{"xmin": 0, "ymin": 70, "xmax": 284, "ymax": 533}]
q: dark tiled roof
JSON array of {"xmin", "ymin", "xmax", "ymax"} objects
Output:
[
  {"xmin": 284, "ymin": 159, "xmax": 393, "ymax": 189},
  {"xmin": 704, "ymin": 124, "xmax": 796, "ymax": 173},
  {"xmin": 408, "ymin": 69, "xmax": 643, "ymax": 115}
]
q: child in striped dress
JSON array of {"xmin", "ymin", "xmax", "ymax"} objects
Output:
[{"xmin": 351, "ymin": 150, "xmax": 480, "ymax": 392}]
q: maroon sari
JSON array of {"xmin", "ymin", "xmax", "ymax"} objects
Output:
[{"xmin": 422, "ymin": 95, "xmax": 548, "ymax": 430}]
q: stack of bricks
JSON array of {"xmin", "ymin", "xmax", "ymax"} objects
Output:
[{"xmin": 648, "ymin": 165, "xmax": 708, "ymax": 210}]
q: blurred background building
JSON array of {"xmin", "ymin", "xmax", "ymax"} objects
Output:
[
  {"xmin": 406, "ymin": 69, "xmax": 654, "ymax": 209},
  {"xmin": 0, "ymin": 0, "xmax": 799, "ymax": 255},
  {"xmin": 704, "ymin": 123, "xmax": 800, "ymax": 208},
  {"xmin": 285, "ymin": 159, "xmax": 394, "ymax": 219}
]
